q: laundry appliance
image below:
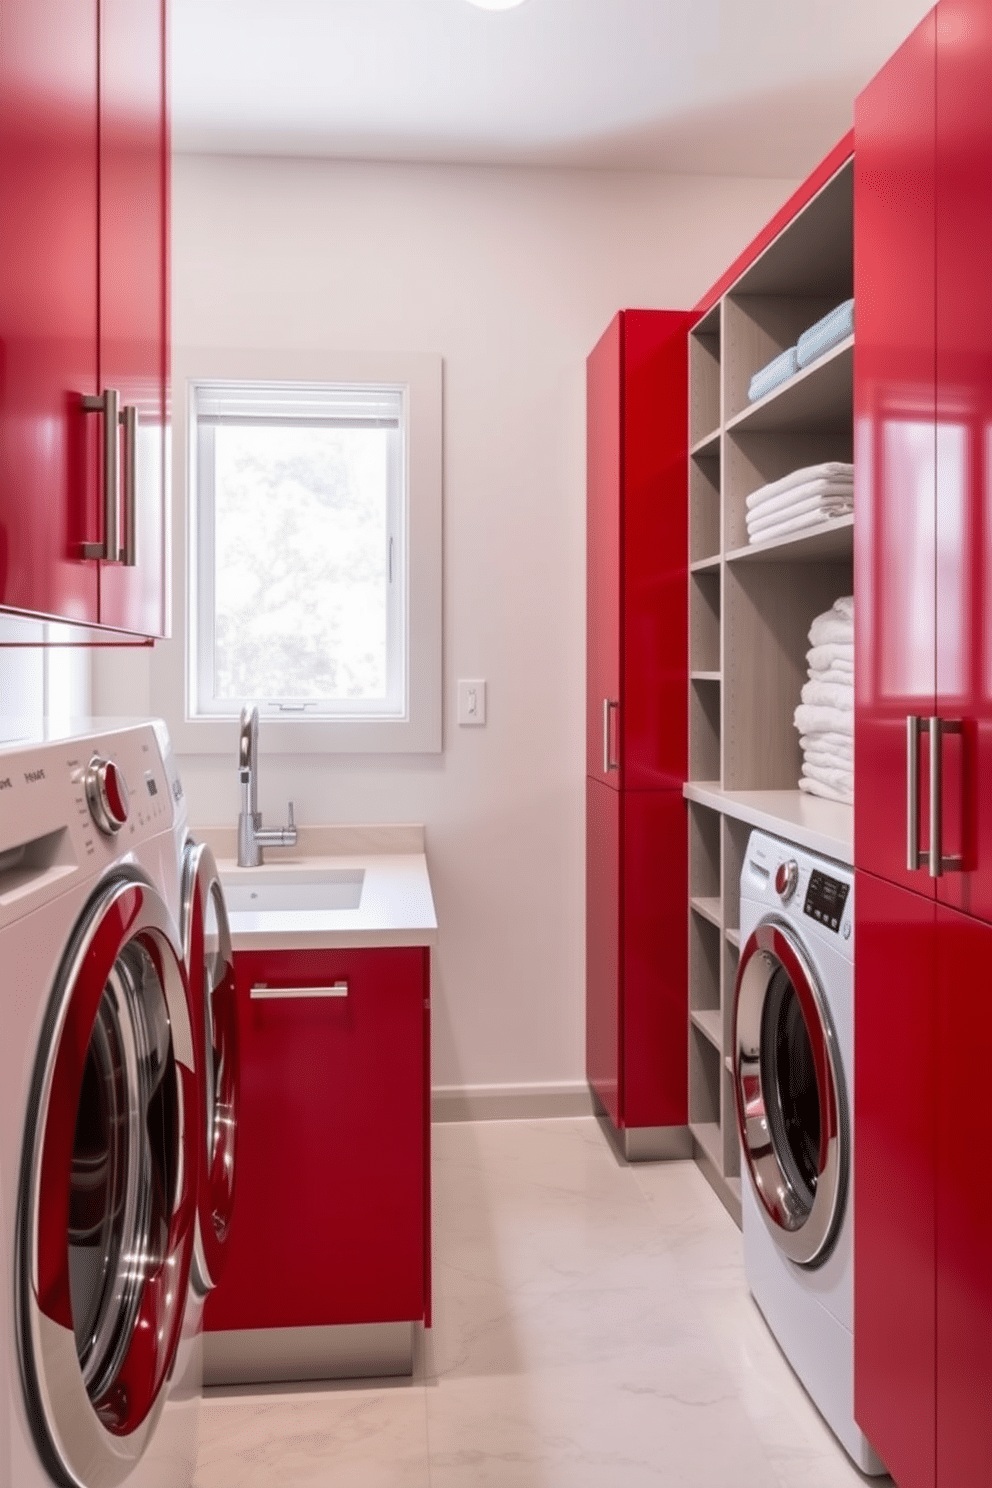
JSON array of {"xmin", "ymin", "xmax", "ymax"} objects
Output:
[
  {"xmin": 733, "ymin": 830, "xmax": 884, "ymax": 1475},
  {"xmin": 1, "ymin": 721, "xmax": 203, "ymax": 1488}
]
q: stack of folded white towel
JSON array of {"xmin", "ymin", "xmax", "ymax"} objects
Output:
[
  {"xmin": 746, "ymin": 461, "xmax": 854, "ymax": 546},
  {"xmin": 793, "ymin": 596, "xmax": 854, "ymax": 803}
]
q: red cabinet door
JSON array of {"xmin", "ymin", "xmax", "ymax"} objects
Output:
[
  {"xmin": 587, "ymin": 315, "xmax": 624, "ymax": 789},
  {"xmin": 621, "ymin": 311, "xmax": 691, "ymax": 792},
  {"xmin": 621, "ymin": 788, "xmax": 687, "ymax": 1129},
  {"xmin": 933, "ymin": 0, "xmax": 992, "ymax": 923},
  {"xmin": 854, "ymin": 11, "xmax": 937, "ymax": 899},
  {"xmin": 853, "ymin": 869, "xmax": 936, "ymax": 1488},
  {"xmin": 586, "ymin": 311, "xmax": 691, "ymax": 792},
  {"xmin": 935, "ymin": 903, "xmax": 992, "ymax": 1488},
  {"xmin": 0, "ymin": 0, "xmax": 101, "ymax": 624},
  {"xmin": 586, "ymin": 775, "xmax": 622, "ymax": 1125},
  {"xmin": 97, "ymin": 0, "xmax": 168, "ymax": 637},
  {"xmin": 206, "ymin": 946, "xmax": 430, "ymax": 1332}
]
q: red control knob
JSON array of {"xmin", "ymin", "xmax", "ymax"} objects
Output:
[
  {"xmin": 84, "ymin": 755, "xmax": 130, "ymax": 835},
  {"xmin": 775, "ymin": 859, "xmax": 799, "ymax": 902}
]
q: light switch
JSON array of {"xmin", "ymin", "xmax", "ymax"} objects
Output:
[{"xmin": 457, "ymin": 679, "xmax": 487, "ymax": 726}]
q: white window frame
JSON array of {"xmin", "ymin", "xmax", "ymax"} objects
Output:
[{"xmin": 153, "ymin": 346, "xmax": 442, "ymax": 755}]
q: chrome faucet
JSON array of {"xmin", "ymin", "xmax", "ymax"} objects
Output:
[{"xmin": 236, "ymin": 705, "xmax": 298, "ymax": 867}]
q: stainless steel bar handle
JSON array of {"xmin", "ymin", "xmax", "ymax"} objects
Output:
[
  {"xmin": 928, "ymin": 716, "xmax": 963, "ymax": 877},
  {"xmin": 119, "ymin": 404, "xmax": 138, "ymax": 565},
  {"xmin": 603, "ymin": 698, "xmax": 619, "ymax": 773},
  {"xmin": 906, "ymin": 715, "xmax": 926, "ymax": 871},
  {"xmin": 250, "ymin": 982, "xmax": 349, "ymax": 1000},
  {"xmin": 80, "ymin": 388, "xmax": 120, "ymax": 560}
]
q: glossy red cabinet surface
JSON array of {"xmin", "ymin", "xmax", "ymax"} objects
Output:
[
  {"xmin": 586, "ymin": 309, "xmax": 690, "ymax": 1140},
  {"xmin": 0, "ymin": 0, "xmax": 101, "ymax": 624},
  {"xmin": 586, "ymin": 311, "xmax": 692, "ymax": 793},
  {"xmin": 0, "ymin": 0, "xmax": 167, "ymax": 637},
  {"xmin": 206, "ymin": 946, "xmax": 431, "ymax": 1333},
  {"xmin": 97, "ymin": 0, "xmax": 169, "ymax": 637},
  {"xmin": 586, "ymin": 781, "xmax": 688, "ymax": 1132},
  {"xmin": 934, "ymin": 0, "xmax": 992, "ymax": 923},
  {"xmin": 854, "ymin": 10, "xmax": 937, "ymax": 897},
  {"xmin": 853, "ymin": 870, "xmax": 936, "ymax": 1488},
  {"xmin": 935, "ymin": 903, "xmax": 992, "ymax": 1488}
]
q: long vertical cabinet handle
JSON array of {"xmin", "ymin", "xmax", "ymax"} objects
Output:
[
  {"xmin": 80, "ymin": 388, "xmax": 120, "ymax": 560},
  {"xmin": 906, "ymin": 715, "xmax": 927, "ymax": 870},
  {"xmin": 603, "ymin": 698, "xmax": 619, "ymax": 773},
  {"xmin": 119, "ymin": 404, "xmax": 138, "ymax": 565},
  {"xmin": 928, "ymin": 716, "xmax": 963, "ymax": 877}
]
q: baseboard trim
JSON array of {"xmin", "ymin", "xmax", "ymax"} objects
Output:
[
  {"xmin": 204, "ymin": 1322, "xmax": 414, "ymax": 1388},
  {"xmin": 431, "ymin": 1082, "xmax": 595, "ymax": 1123}
]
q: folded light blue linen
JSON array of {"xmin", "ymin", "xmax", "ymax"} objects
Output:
[
  {"xmin": 747, "ymin": 345, "xmax": 799, "ymax": 403},
  {"xmin": 796, "ymin": 298, "xmax": 855, "ymax": 369}
]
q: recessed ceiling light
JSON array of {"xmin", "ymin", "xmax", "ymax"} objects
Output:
[{"xmin": 465, "ymin": 0, "xmax": 529, "ymax": 10}]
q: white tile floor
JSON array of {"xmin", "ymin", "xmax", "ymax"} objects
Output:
[{"xmin": 193, "ymin": 1118, "xmax": 887, "ymax": 1486}]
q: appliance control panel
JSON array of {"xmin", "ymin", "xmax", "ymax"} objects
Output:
[
  {"xmin": 0, "ymin": 721, "xmax": 180, "ymax": 929},
  {"xmin": 802, "ymin": 869, "xmax": 850, "ymax": 934}
]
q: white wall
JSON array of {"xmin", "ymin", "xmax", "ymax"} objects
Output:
[{"xmin": 94, "ymin": 155, "xmax": 796, "ymax": 1105}]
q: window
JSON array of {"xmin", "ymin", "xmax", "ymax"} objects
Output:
[
  {"xmin": 192, "ymin": 382, "xmax": 407, "ymax": 720},
  {"xmin": 155, "ymin": 347, "xmax": 442, "ymax": 755}
]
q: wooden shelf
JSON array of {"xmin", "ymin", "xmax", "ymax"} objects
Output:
[
  {"xmin": 690, "ymin": 427, "xmax": 721, "ymax": 457},
  {"xmin": 689, "ymin": 1119, "xmax": 722, "ymax": 1170},
  {"xmin": 690, "ymin": 895, "xmax": 722, "ymax": 929},
  {"xmin": 690, "ymin": 1007, "xmax": 722, "ymax": 1049},
  {"xmin": 683, "ymin": 782, "xmax": 853, "ymax": 864},
  {"xmin": 685, "ymin": 153, "xmax": 853, "ymax": 1230},
  {"xmin": 726, "ymin": 336, "xmax": 853, "ymax": 436},
  {"xmin": 726, "ymin": 513, "xmax": 854, "ymax": 565}
]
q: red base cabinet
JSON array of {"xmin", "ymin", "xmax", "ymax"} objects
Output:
[
  {"xmin": 585, "ymin": 309, "xmax": 691, "ymax": 1149},
  {"xmin": 206, "ymin": 946, "xmax": 431, "ymax": 1334}
]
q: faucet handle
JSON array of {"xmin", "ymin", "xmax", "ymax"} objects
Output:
[{"xmin": 287, "ymin": 801, "xmax": 295, "ymax": 828}]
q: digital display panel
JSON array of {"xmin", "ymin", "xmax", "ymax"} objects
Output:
[
  {"xmin": 803, "ymin": 870, "xmax": 850, "ymax": 933},
  {"xmin": 145, "ymin": 774, "xmax": 159, "ymax": 797}
]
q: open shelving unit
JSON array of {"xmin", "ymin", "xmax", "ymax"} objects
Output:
[{"xmin": 685, "ymin": 154, "xmax": 855, "ymax": 1225}]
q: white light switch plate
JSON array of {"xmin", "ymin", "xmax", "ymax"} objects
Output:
[{"xmin": 457, "ymin": 679, "xmax": 487, "ymax": 726}]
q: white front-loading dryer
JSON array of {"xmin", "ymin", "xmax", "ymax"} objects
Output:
[
  {"xmin": 0, "ymin": 721, "xmax": 202, "ymax": 1488},
  {"xmin": 733, "ymin": 830, "xmax": 885, "ymax": 1477}
]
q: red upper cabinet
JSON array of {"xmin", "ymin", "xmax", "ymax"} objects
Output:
[
  {"xmin": 0, "ymin": 0, "xmax": 168, "ymax": 638},
  {"xmin": 934, "ymin": 0, "xmax": 992, "ymax": 923},
  {"xmin": 853, "ymin": 10, "xmax": 937, "ymax": 897},
  {"xmin": 0, "ymin": 0, "xmax": 102, "ymax": 625},
  {"xmin": 587, "ymin": 311, "xmax": 692, "ymax": 792},
  {"xmin": 97, "ymin": 0, "xmax": 169, "ymax": 638}
]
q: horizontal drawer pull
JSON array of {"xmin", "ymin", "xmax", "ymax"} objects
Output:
[{"xmin": 250, "ymin": 981, "xmax": 349, "ymax": 1000}]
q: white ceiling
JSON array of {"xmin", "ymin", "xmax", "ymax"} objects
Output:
[{"xmin": 171, "ymin": 0, "xmax": 933, "ymax": 178}]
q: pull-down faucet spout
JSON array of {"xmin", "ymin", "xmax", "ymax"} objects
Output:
[{"xmin": 236, "ymin": 705, "xmax": 298, "ymax": 868}]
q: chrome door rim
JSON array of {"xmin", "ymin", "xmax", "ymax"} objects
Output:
[
  {"xmin": 17, "ymin": 870, "xmax": 198, "ymax": 1488},
  {"xmin": 733, "ymin": 917, "xmax": 847, "ymax": 1266},
  {"xmin": 181, "ymin": 839, "xmax": 238, "ymax": 1293}
]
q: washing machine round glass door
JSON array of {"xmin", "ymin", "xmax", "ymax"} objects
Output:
[
  {"xmin": 181, "ymin": 839, "xmax": 238, "ymax": 1293},
  {"xmin": 18, "ymin": 871, "xmax": 200, "ymax": 1488},
  {"xmin": 733, "ymin": 917, "xmax": 846, "ymax": 1266}
]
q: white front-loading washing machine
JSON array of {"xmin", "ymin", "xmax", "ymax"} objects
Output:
[
  {"xmin": 733, "ymin": 830, "xmax": 885, "ymax": 1476},
  {"xmin": 1, "ymin": 721, "xmax": 203, "ymax": 1488}
]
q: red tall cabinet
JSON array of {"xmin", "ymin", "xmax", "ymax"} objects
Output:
[
  {"xmin": 854, "ymin": 3, "xmax": 992, "ymax": 1484},
  {"xmin": 586, "ymin": 310, "xmax": 692, "ymax": 1157},
  {"xmin": 0, "ymin": 0, "xmax": 168, "ymax": 638}
]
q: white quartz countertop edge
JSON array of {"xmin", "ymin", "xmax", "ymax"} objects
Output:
[{"xmin": 192, "ymin": 826, "xmax": 437, "ymax": 949}]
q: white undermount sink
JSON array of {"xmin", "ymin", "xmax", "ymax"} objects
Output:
[{"xmin": 221, "ymin": 867, "xmax": 365, "ymax": 914}]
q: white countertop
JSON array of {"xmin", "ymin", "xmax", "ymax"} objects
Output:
[{"xmin": 193, "ymin": 824, "xmax": 438, "ymax": 950}]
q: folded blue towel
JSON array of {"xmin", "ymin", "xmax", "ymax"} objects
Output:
[
  {"xmin": 748, "ymin": 345, "xmax": 798, "ymax": 403},
  {"xmin": 797, "ymin": 298, "xmax": 855, "ymax": 369}
]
